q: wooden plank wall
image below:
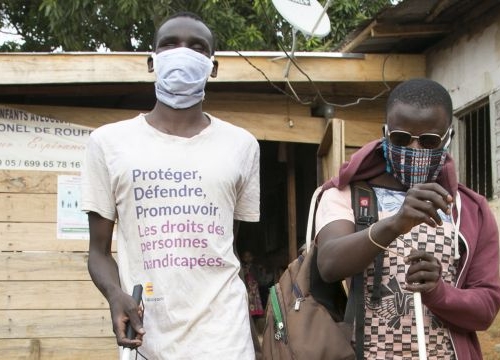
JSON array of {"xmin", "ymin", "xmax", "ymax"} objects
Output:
[
  {"xmin": 0, "ymin": 100, "xmax": 384, "ymax": 358},
  {"xmin": 0, "ymin": 169, "xmax": 118, "ymax": 359},
  {"xmin": 3, "ymin": 95, "xmax": 385, "ymax": 147}
]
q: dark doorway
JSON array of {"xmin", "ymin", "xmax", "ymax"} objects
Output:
[{"xmin": 237, "ymin": 140, "xmax": 318, "ymax": 303}]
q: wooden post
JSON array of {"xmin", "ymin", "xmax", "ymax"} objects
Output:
[
  {"xmin": 317, "ymin": 118, "xmax": 345, "ymax": 183},
  {"xmin": 286, "ymin": 143, "xmax": 297, "ymax": 263}
]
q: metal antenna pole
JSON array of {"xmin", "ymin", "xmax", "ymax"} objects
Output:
[
  {"xmin": 283, "ymin": 27, "xmax": 298, "ymax": 78},
  {"xmin": 310, "ymin": 0, "xmax": 333, "ymax": 37}
]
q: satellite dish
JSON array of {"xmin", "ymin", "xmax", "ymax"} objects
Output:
[{"xmin": 272, "ymin": 0, "xmax": 331, "ymax": 38}]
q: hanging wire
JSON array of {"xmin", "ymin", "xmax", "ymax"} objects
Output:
[
  {"xmin": 234, "ymin": 1, "xmax": 394, "ymax": 109},
  {"xmin": 134, "ymin": 348, "xmax": 148, "ymax": 359}
]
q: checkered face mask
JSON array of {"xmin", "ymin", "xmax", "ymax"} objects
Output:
[{"xmin": 382, "ymin": 138, "xmax": 448, "ymax": 189}]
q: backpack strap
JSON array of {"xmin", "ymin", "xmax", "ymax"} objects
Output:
[
  {"xmin": 345, "ymin": 181, "xmax": 379, "ymax": 360},
  {"xmin": 305, "ymin": 186, "xmax": 324, "ymax": 252},
  {"xmin": 306, "ymin": 185, "xmax": 348, "ymax": 322}
]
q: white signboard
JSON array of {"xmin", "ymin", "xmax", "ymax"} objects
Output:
[
  {"xmin": 57, "ymin": 175, "xmax": 89, "ymax": 240},
  {"xmin": 0, "ymin": 106, "xmax": 92, "ymax": 171}
]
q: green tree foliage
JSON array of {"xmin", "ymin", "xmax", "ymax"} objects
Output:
[{"xmin": 0, "ymin": 0, "xmax": 391, "ymax": 52}]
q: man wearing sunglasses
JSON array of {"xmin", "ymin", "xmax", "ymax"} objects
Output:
[{"xmin": 315, "ymin": 78, "xmax": 500, "ymax": 359}]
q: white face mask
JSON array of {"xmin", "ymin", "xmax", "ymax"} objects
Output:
[{"xmin": 152, "ymin": 47, "xmax": 214, "ymax": 109}]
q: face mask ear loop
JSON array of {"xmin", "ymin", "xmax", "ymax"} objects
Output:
[
  {"xmin": 150, "ymin": 53, "xmax": 157, "ymax": 72},
  {"xmin": 451, "ymin": 191, "xmax": 462, "ymax": 260},
  {"xmin": 442, "ymin": 132, "xmax": 453, "ymax": 151},
  {"xmin": 382, "ymin": 139, "xmax": 391, "ymax": 173}
]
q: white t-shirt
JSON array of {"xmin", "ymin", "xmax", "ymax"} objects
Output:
[{"xmin": 81, "ymin": 113, "xmax": 260, "ymax": 360}]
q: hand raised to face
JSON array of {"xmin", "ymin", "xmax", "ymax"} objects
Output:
[{"xmin": 392, "ymin": 183, "xmax": 453, "ymax": 236}]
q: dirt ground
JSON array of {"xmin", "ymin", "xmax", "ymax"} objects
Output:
[
  {"xmin": 257, "ymin": 313, "xmax": 500, "ymax": 358},
  {"xmin": 479, "ymin": 311, "xmax": 500, "ymax": 359}
]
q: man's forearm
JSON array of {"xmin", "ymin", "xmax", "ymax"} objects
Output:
[{"xmin": 88, "ymin": 250, "xmax": 122, "ymax": 301}]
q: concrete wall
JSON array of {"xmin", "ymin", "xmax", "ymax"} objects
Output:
[
  {"xmin": 427, "ymin": 9, "xmax": 500, "ymax": 225},
  {"xmin": 426, "ymin": 10, "xmax": 500, "ymax": 111}
]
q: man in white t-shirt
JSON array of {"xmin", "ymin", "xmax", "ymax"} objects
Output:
[{"xmin": 81, "ymin": 11, "xmax": 260, "ymax": 360}]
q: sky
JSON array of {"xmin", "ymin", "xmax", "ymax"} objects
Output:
[{"xmin": 0, "ymin": 24, "xmax": 23, "ymax": 46}]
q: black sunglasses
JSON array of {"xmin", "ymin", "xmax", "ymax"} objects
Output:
[{"xmin": 383, "ymin": 125, "xmax": 452, "ymax": 149}]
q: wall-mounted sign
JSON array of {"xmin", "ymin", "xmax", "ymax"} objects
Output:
[
  {"xmin": 0, "ymin": 106, "xmax": 92, "ymax": 171},
  {"xmin": 57, "ymin": 175, "xmax": 89, "ymax": 240}
]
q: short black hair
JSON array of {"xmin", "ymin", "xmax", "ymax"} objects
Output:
[
  {"xmin": 153, "ymin": 11, "xmax": 216, "ymax": 54},
  {"xmin": 387, "ymin": 78, "xmax": 453, "ymax": 123}
]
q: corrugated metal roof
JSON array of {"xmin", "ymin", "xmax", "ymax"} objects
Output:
[{"xmin": 338, "ymin": 0, "xmax": 499, "ymax": 53}]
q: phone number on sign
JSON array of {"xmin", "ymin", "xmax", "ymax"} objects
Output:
[{"xmin": 0, "ymin": 159, "xmax": 81, "ymax": 169}]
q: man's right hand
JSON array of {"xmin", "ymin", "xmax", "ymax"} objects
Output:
[
  {"xmin": 392, "ymin": 183, "xmax": 453, "ymax": 235},
  {"xmin": 109, "ymin": 290, "xmax": 145, "ymax": 348}
]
